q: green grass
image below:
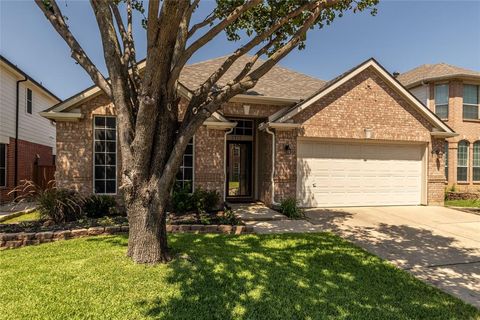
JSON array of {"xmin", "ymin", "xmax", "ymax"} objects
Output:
[
  {"xmin": 0, "ymin": 211, "xmax": 40, "ymax": 224},
  {"xmin": 0, "ymin": 234, "xmax": 478, "ymax": 320},
  {"xmin": 445, "ymin": 199, "xmax": 480, "ymax": 208}
]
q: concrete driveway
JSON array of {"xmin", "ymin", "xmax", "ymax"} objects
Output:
[{"xmin": 305, "ymin": 206, "xmax": 480, "ymax": 309}]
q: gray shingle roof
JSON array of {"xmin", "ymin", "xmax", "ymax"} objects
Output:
[
  {"xmin": 180, "ymin": 55, "xmax": 325, "ymax": 100},
  {"xmin": 397, "ymin": 63, "xmax": 480, "ymax": 88}
]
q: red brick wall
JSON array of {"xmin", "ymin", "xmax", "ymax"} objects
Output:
[
  {"xmin": 427, "ymin": 81, "xmax": 480, "ymax": 191},
  {"xmin": 0, "ymin": 137, "xmax": 54, "ymax": 203}
]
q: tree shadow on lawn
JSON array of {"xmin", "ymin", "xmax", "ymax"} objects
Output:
[{"xmin": 88, "ymin": 233, "xmax": 477, "ymax": 320}]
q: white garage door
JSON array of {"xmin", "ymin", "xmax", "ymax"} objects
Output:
[{"xmin": 297, "ymin": 141, "xmax": 424, "ymax": 207}]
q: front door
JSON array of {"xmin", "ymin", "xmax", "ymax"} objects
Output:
[{"xmin": 226, "ymin": 141, "xmax": 253, "ymax": 199}]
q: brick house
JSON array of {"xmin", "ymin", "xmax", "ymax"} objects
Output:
[
  {"xmin": 0, "ymin": 55, "xmax": 60, "ymax": 203},
  {"xmin": 398, "ymin": 64, "xmax": 480, "ymax": 192},
  {"xmin": 41, "ymin": 57, "xmax": 459, "ymax": 207}
]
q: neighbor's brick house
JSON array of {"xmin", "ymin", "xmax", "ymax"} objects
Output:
[
  {"xmin": 0, "ymin": 55, "xmax": 59, "ymax": 203},
  {"xmin": 41, "ymin": 57, "xmax": 461, "ymax": 207},
  {"xmin": 398, "ymin": 64, "xmax": 480, "ymax": 192}
]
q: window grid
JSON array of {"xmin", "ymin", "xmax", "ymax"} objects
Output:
[
  {"xmin": 435, "ymin": 84, "xmax": 449, "ymax": 119},
  {"xmin": 26, "ymin": 88, "xmax": 33, "ymax": 114},
  {"xmin": 93, "ymin": 116, "xmax": 117, "ymax": 194},
  {"xmin": 444, "ymin": 141, "xmax": 448, "ymax": 180},
  {"xmin": 0, "ymin": 144, "xmax": 6, "ymax": 187},
  {"xmin": 457, "ymin": 141, "xmax": 469, "ymax": 182},
  {"xmin": 231, "ymin": 120, "xmax": 253, "ymax": 136},
  {"xmin": 463, "ymin": 85, "xmax": 479, "ymax": 120},
  {"xmin": 474, "ymin": 142, "xmax": 480, "ymax": 182},
  {"xmin": 176, "ymin": 138, "xmax": 194, "ymax": 193}
]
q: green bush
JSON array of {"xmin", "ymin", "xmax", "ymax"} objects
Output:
[
  {"xmin": 171, "ymin": 184, "xmax": 195, "ymax": 213},
  {"xmin": 192, "ymin": 188, "xmax": 220, "ymax": 212},
  {"xmin": 37, "ymin": 188, "xmax": 84, "ymax": 223},
  {"xmin": 171, "ymin": 184, "xmax": 220, "ymax": 214},
  {"xmin": 83, "ymin": 195, "xmax": 117, "ymax": 218},
  {"xmin": 10, "ymin": 180, "xmax": 84, "ymax": 224},
  {"xmin": 280, "ymin": 197, "xmax": 304, "ymax": 219}
]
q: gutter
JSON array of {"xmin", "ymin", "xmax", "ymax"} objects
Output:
[
  {"xmin": 15, "ymin": 76, "xmax": 28, "ymax": 198},
  {"xmin": 223, "ymin": 127, "xmax": 234, "ymax": 202},
  {"xmin": 265, "ymin": 127, "xmax": 279, "ymax": 206}
]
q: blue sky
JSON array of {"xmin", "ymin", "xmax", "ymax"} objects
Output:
[{"xmin": 1, "ymin": 0, "xmax": 479, "ymax": 100}]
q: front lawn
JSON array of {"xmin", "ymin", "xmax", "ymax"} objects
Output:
[
  {"xmin": 0, "ymin": 210, "xmax": 40, "ymax": 224},
  {"xmin": 0, "ymin": 234, "xmax": 478, "ymax": 319},
  {"xmin": 445, "ymin": 199, "xmax": 480, "ymax": 208}
]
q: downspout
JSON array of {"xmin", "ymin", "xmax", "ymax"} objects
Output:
[
  {"xmin": 265, "ymin": 126, "xmax": 279, "ymax": 206},
  {"xmin": 223, "ymin": 127, "xmax": 234, "ymax": 202},
  {"xmin": 15, "ymin": 76, "xmax": 28, "ymax": 198}
]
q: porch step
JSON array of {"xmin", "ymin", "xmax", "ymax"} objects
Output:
[{"xmin": 230, "ymin": 202, "xmax": 287, "ymax": 222}]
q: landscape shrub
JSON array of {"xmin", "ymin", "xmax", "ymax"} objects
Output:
[
  {"xmin": 83, "ymin": 195, "xmax": 117, "ymax": 218},
  {"xmin": 280, "ymin": 197, "xmax": 304, "ymax": 219},
  {"xmin": 171, "ymin": 184, "xmax": 220, "ymax": 214},
  {"xmin": 10, "ymin": 180, "xmax": 84, "ymax": 223}
]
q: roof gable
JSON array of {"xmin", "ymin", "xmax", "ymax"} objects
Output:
[
  {"xmin": 271, "ymin": 58, "xmax": 456, "ymax": 136},
  {"xmin": 398, "ymin": 63, "xmax": 480, "ymax": 88}
]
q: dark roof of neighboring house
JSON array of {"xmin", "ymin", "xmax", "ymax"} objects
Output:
[
  {"xmin": 397, "ymin": 63, "xmax": 480, "ymax": 88},
  {"xmin": 179, "ymin": 55, "xmax": 326, "ymax": 100},
  {"xmin": 0, "ymin": 54, "xmax": 61, "ymax": 102}
]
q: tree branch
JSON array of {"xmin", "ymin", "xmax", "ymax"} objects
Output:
[{"xmin": 35, "ymin": 0, "xmax": 112, "ymax": 98}]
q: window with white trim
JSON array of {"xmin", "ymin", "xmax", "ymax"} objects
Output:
[
  {"xmin": 26, "ymin": 88, "xmax": 33, "ymax": 114},
  {"xmin": 463, "ymin": 84, "xmax": 479, "ymax": 120},
  {"xmin": 457, "ymin": 140, "xmax": 469, "ymax": 182},
  {"xmin": 474, "ymin": 141, "xmax": 480, "ymax": 182},
  {"xmin": 0, "ymin": 144, "xmax": 6, "ymax": 187},
  {"xmin": 435, "ymin": 84, "xmax": 449, "ymax": 119},
  {"xmin": 94, "ymin": 116, "xmax": 117, "ymax": 194},
  {"xmin": 175, "ymin": 138, "xmax": 194, "ymax": 192},
  {"xmin": 444, "ymin": 141, "xmax": 448, "ymax": 180}
]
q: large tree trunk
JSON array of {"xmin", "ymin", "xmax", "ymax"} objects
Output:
[{"xmin": 126, "ymin": 197, "xmax": 171, "ymax": 264}]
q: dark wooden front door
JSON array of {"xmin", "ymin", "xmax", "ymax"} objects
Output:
[{"xmin": 226, "ymin": 141, "xmax": 253, "ymax": 199}]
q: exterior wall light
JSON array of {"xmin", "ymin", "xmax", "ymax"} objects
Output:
[{"xmin": 284, "ymin": 144, "xmax": 292, "ymax": 154}]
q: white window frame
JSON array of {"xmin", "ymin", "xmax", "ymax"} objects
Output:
[
  {"xmin": 93, "ymin": 116, "xmax": 117, "ymax": 195},
  {"xmin": 176, "ymin": 137, "xmax": 195, "ymax": 193},
  {"xmin": 434, "ymin": 84, "xmax": 449, "ymax": 120},
  {"xmin": 463, "ymin": 84, "xmax": 480, "ymax": 120},
  {"xmin": 474, "ymin": 141, "xmax": 480, "ymax": 182},
  {"xmin": 457, "ymin": 140, "xmax": 469, "ymax": 182},
  {"xmin": 0, "ymin": 144, "xmax": 6, "ymax": 187},
  {"xmin": 26, "ymin": 88, "xmax": 33, "ymax": 115}
]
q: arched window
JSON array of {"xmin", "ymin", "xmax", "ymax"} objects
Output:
[
  {"xmin": 474, "ymin": 141, "xmax": 480, "ymax": 182},
  {"xmin": 457, "ymin": 141, "xmax": 469, "ymax": 182}
]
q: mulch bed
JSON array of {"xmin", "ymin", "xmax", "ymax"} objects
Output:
[{"xmin": 0, "ymin": 216, "xmax": 129, "ymax": 234}]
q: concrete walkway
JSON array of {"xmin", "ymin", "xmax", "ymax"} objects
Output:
[
  {"xmin": 305, "ymin": 206, "xmax": 480, "ymax": 309},
  {"xmin": 0, "ymin": 202, "xmax": 36, "ymax": 217},
  {"xmin": 231, "ymin": 203, "xmax": 321, "ymax": 234}
]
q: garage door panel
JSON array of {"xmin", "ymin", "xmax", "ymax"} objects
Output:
[{"xmin": 297, "ymin": 141, "xmax": 424, "ymax": 207}]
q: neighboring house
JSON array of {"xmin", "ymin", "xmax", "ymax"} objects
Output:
[
  {"xmin": 398, "ymin": 64, "xmax": 480, "ymax": 191},
  {"xmin": 0, "ymin": 55, "xmax": 60, "ymax": 203},
  {"xmin": 41, "ymin": 56, "xmax": 457, "ymax": 207}
]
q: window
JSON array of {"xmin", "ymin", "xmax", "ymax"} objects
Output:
[
  {"xmin": 176, "ymin": 138, "xmax": 194, "ymax": 192},
  {"xmin": 435, "ymin": 84, "xmax": 449, "ymax": 119},
  {"xmin": 26, "ymin": 88, "xmax": 33, "ymax": 114},
  {"xmin": 444, "ymin": 141, "xmax": 448, "ymax": 180},
  {"xmin": 94, "ymin": 116, "xmax": 117, "ymax": 194},
  {"xmin": 0, "ymin": 144, "xmax": 6, "ymax": 187},
  {"xmin": 463, "ymin": 84, "xmax": 479, "ymax": 120},
  {"xmin": 474, "ymin": 141, "xmax": 480, "ymax": 182},
  {"xmin": 231, "ymin": 120, "xmax": 253, "ymax": 136},
  {"xmin": 457, "ymin": 141, "xmax": 469, "ymax": 182}
]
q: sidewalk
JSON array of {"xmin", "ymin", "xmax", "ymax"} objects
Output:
[{"xmin": 231, "ymin": 202, "xmax": 321, "ymax": 234}]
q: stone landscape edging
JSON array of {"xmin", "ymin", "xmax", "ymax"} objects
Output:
[
  {"xmin": 0, "ymin": 224, "xmax": 253, "ymax": 250},
  {"xmin": 0, "ymin": 208, "xmax": 37, "ymax": 223}
]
